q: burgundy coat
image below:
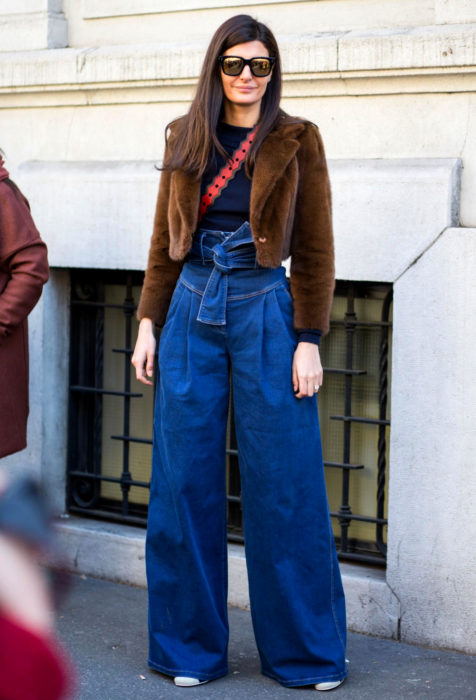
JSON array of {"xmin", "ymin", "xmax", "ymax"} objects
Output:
[{"xmin": 0, "ymin": 161, "xmax": 49, "ymax": 459}]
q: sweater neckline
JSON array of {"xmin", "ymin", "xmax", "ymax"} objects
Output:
[{"xmin": 218, "ymin": 121, "xmax": 254, "ymax": 133}]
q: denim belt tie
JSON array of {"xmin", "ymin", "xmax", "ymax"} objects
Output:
[{"xmin": 189, "ymin": 222, "xmax": 259, "ymax": 326}]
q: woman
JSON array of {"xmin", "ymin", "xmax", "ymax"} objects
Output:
[
  {"xmin": 132, "ymin": 14, "xmax": 347, "ymax": 691},
  {"xmin": 0, "ymin": 155, "xmax": 49, "ymax": 458}
]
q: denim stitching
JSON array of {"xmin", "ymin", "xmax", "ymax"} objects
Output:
[
  {"xmin": 281, "ymin": 283, "xmax": 293, "ymax": 303},
  {"xmin": 197, "ymin": 317, "xmax": 226, "ymax": 326},
  {"xmin": 180, "ymin": 277, "xmax": 205, "ymax": 296},
  {"xmin": 227, "ymin": 278, "xmax": 286, "ymax": 301},
  {"xmin": 161, "ymin": 283, "xmax": 187, "ymax": 336},
  {"xmin": 200, "ymin": 268, "xmax": 218, "ymax": 303},
  {"xmin": 262, "ymin": 667, "xmax": 348, "ymax": 686},
  {"xmin": 328, "ymin": 515, "xmax": 347, "ymax": 654},
  {"xmin": 148, "ymin": 659, "xmax": 229, "ymax": 680},
  {"xmin": 180, "ymin": 274, "xmax": 286, "ymax": 301}
]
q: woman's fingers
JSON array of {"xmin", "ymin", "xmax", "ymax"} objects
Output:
[
  {"xmin": 307, "ymin": 376, "xmax": 318, "ymax": 396},
  {"xmin": 292, "ymin": 342, "xmax": 323, "ymax": 399},
  {"xmin": 131, "ymin": 349, "xmax": 145, "ymax": 384},
  {"xmin": 292, "ymin": 361, "xmax": 299, "ymax": 394},
  {"xmin": 145, "ymin": 348, "xmax": 155, "ymax": 379},
  {"xmin": 132, "ymin": 347, "xmax": 154, "ymax": 385},
  {"xmin": 131, "ymin": 319, "xmax": 156, "ymax": 386},
  {"xmin": 295, "ymin": 374, "xmax": 319, "ymax": 398}
]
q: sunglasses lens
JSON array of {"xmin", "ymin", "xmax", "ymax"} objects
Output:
[
  {"xmin": 250, "ymin": 58, "xmax": 272, "ymax": 76},
  {"xmin": 222, "ymin": 57, "xmax": 244, "ymax": 75}
]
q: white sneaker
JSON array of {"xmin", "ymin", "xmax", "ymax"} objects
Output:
[
  {"xmin": 174, "ymin": 677, "xmax": 209, "ymax": 687},
  {"xmin": 314, "ymin": 678, "xmax": 345, "ymax": 691}
]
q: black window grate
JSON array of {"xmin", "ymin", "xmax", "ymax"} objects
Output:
[{"xmin": 67, "ymin": 270, "xmax": 391, "ymax": 566}]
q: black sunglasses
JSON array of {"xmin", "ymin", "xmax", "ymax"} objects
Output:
[{"xmin": 218, "ymin": 55, "xmax": 275, "ymax": 78}]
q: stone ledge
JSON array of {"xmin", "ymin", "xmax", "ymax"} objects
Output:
[
  {"xmin": 55, "ymin": 517, "xmax": 400, "ymax": 639},
  {"xmin": 330, "ymin": 157, "xmax": 461, "ymax": 282},
  {"xmin": 16, "ymin": 157, "xmax": 461, "ymax": 283},
  {"xmin": 338, "ymin": 22, "xmax": 476, "ymax": 71},
  {"xmin": 17, "ymin": 160, "xmax": 160, "ymax": 271},
  {"xmin": 55, "ymin": 517, "xmax": 147, "ymax": 586},
  {"xmin": 0, "ymin": 24, "xmax": 475, "ymax": 88}
]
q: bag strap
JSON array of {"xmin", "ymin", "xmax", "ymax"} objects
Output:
[{"xmin": 197, "ymin": 125, "xmax": 257, "ymax": 224}]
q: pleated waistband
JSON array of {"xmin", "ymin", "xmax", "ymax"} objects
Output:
[{"xmin": 180, "ymin": 261, "xmax": 287, "ymax": 301}]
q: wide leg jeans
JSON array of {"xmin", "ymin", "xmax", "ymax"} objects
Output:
[{"xmin": 146, "ymin": 260, "xmax": 348, "ymax": 687}]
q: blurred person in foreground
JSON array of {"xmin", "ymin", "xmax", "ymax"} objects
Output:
[
  {"xmin": 0, "ymin": 472, "xmax": 74, "ymax": 700},
  {"xmin": 0, "ymin": 155, "xmax": 74, "ymax": 699}
]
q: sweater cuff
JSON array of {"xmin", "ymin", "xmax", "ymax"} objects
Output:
[{"xmin": 296, "ymin": 329, "xmax": 322, "ymax": 346}]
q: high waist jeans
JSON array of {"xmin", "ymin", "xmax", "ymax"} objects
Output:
[{"xmin": 146, "ymin": 223, "xmax": 347, "ymax": 687}]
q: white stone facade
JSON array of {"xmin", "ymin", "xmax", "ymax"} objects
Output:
[{"xmin": 1, "ymin": 1, "xmax": 475, "ymax": 655}]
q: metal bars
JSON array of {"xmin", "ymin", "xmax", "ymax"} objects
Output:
[
  {"xmin": 326, "ymin": 281, "xmax": 392, "ymax": 565},
  {"xmin": 67, "ymin": 270, "xmax": 152, "ymax": 522},
  {"xmin": 67, "ymin": 271, "xmax": 392, "ymax": 566}
]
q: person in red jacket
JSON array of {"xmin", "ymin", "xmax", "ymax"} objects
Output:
[{"xmin": 0, "ymin": 156, "xmax": 49, "ymax": 458}]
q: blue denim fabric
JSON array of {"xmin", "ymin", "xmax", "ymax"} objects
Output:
[
  {"xmin": 189, "ymin": 221, "xmax": 260, "ymax": 326},
  {"xmin": 146, "ymin": 226, "xmax": 348, "ymax": 687}
]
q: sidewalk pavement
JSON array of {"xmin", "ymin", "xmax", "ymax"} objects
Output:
[{"xmin": 56, "ymin": 574, "xmax": 475, "ymax": 700}]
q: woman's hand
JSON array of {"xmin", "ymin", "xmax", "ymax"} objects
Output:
[
  {"xmin": 131, "ymin": 318, "xmax": 156, "ymax": 386},
  {"xmin": 292, "ymin": 342, "xmax": 323, "ymax": 398}
]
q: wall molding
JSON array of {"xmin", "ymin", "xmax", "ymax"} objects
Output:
[
  {"xmin": 0, "ymin": 24, "xmax": 475, "ymax": 108},
  {"xmin": 79, "ymin": 0, "xmax": 476, "ymax": 25},
  {"xmin": 82, "ymin": 0, "xmax": 302, "ymax": 19}
]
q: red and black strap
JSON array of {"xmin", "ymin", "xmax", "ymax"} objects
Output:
[{"xmin": 197, "ymin": 125, "xmax": 257, "ymax": 224}]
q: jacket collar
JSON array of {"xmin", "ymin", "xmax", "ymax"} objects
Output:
[
  {"xmin": 251, "ymin": 118, "xmax": 305, "ymax": 223},
  {"xmin": 171, "ymin": 117, "xmax": 305, "ymax": 236}
]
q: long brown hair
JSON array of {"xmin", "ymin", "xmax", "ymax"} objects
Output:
[{"xmin": 163, "ymin": 14, "xmax": 282, "ymax": 178}]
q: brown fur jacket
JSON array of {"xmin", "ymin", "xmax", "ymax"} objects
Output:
[{"xmin": 137, "ymin": 114, "xmax": 335, "ymax": 334}]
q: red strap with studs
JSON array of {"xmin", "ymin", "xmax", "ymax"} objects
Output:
[{"xmin": 197, "ymin": 126, "xmax": 257, "ymax": 224}]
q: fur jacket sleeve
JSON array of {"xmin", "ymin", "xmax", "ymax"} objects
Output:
[{"xmin": 289, "ymin": 123, "xmax": 334, "ymax": 332}]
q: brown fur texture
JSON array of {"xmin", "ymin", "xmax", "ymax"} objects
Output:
[{"xmin": 138, "ymin": 115, "xmax": 335, "ymax": 334}]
